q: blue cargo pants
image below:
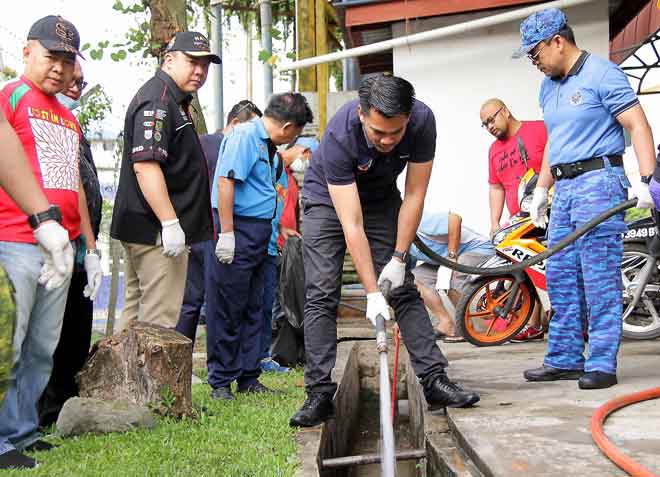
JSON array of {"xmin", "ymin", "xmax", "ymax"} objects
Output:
[{"xmin": 545, "ymin": 160, "xmax": 629, "ymax": 375}]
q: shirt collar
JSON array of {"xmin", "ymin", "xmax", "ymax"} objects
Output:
[
  {"xmin": 362, "ymin": 125, "xmax": 375, "ymax": 149},
  {"xmin": 155, "ymin": 69, "xmax": 192, "ymax": 105},
  {"xmin": 552, "ymin": 50, "xmax": 590, "ymax": 81},
  {"xmin": 254, "ymin": 117, "xmax": 270, "ymax": 141},
  {"xmin": 566, "ymin": 50, "xmax": 590, "ymax": 77}
]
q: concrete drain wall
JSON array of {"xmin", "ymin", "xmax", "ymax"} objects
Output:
[{"xmin": 295, "ymin": 340, "xmax": 480, "ymax": 477}]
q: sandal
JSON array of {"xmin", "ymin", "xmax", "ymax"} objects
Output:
[{"xmin": 443, "ymin": 335, "xmax": 465, "ymax": 343}]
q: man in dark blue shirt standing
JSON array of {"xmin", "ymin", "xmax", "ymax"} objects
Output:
[{"xmin": 290, "ymin": 74, "xmax": 479, "ymax": 428}]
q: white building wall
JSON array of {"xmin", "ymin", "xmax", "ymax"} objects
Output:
[{"xmin": 392, "ymin": 2, "xmax": 609, "ymax": 234}]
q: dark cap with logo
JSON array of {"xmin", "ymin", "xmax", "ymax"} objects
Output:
[
  {"xmin": 28, "ymin": 15, "xmax": 84, "ymax": 59},
  {"xmin": 165, "ymin": 31, "xmax": 221, "ymax": 64}
]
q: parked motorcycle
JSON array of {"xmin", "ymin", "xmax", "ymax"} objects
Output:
[
  {"xmin": 620, "ymin": 211, "xmax": 660, "ymax": 340},
  {"xmin": 455, "ymin": 169, "xmax": 549, "ymax": 346}
]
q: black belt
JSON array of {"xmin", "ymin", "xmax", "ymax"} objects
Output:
[{"xmin": 551, "ymin": 155, "xmax": 623, "ymax": 181}]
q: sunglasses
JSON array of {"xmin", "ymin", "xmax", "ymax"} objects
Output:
[{"xmin": 481, "ymin": 106, "xmax": 504, "ymax": 128}]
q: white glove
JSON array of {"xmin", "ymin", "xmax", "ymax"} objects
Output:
[
  {"xmin": 529, "ymin": 187, "xmax": 549, "ymax": 228},
  {"xmin": 632, "ymin": 180, "xmax": 654, "ymax": 209},
  {"xmin": 33, "ymin": 221, "xmax": 74, "ymax": 290},
  {"xmin": 435, "ymin": 265, "xmax": 453, "ymax": 293},
  {"xmin": 161, "ymin": 219, "xmax": 186, "ymax": 257},
  {"xmin": 83, "ymin": 253, "xmax": 103, "ymax": 301},
  {"xmin": 215, "ymin": 231, "xmax": 235, "ymax": 264},
  {"xmin": 366, "ymin": 291, "xmax": 391, "ymax": 327},
  {"xmin": 377, "ymin": 257, "xmax": 406, "ymax": 293}
]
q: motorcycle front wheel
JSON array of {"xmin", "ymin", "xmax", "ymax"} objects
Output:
[
  {"xmin": 456, "ymin": 275, "xmax": 535, "ymax": 347},
  {"xmin": 621, "ymin": 242, "xmax": 660, "ymax": 340}
]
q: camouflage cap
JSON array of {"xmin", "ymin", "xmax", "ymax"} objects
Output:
[{"xmin": 512, "ymin": 8, "xmax": 567, "ymax": 59}]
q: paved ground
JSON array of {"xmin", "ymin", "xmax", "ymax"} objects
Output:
[{"xmin": 441, "ymin": 338, "xmax": 660, "ymax": 477}]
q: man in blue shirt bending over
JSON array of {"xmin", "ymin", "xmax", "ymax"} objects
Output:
[{"xmin": 206, "ymin": 93, "xmax": 313, "ymax": 400}]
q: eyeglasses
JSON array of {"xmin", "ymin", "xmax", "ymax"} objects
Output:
[
  {"xmin": 481, "ymin": 106, "xmax": 504, "ymax": 128},
  {"xmin": 235, "ymin": 100, "xmax": 258, "ymax": 117},
  {"xmin": 527, "ymin": 41, "xmax": 549, "ymax": 63},
  {"xmin": 74, "ymin": 78, "xmax": 88, "ymax": 91}
]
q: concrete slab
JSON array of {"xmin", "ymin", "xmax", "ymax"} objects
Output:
[{"xmin": 440, "ymin": 339, "xmax": 660, "ymax": 477}]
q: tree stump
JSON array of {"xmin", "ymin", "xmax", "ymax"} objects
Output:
[{"xmin": 77, "ymin": 321, "xmax": 193, "ymax": 417}]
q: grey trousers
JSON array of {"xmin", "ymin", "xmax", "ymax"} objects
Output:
[{"xmin": 302, "ymin": 200, "xmax": 449, "ymax": 395}]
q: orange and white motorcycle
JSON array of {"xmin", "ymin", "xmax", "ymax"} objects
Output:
[{"xmin": 455, "ymin": 170, "xmax": 550, "ymax": 346}]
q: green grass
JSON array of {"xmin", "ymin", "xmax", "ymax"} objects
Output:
[{"xmin": 8, "ymin": 370, "xmax": 306, "ymax": 477}]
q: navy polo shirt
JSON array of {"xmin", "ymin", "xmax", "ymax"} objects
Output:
[
  {"xmin": 540, "ymin": 51, "xmax": 639, "ymax": 167},
  {"xmin": 211, "ymin": 118, "xmax": 278, "ymax": 219},
  {"xmin": 303, "ymin": 98, "xmax": 437, "ymax": 206}
]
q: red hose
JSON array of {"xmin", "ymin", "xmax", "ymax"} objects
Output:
[
  {"xmin": 391, "ymin": 325, "xmax": 401, "ymax": 421},
  {"xmin": 591, "ymin": 387, "xmax": 660, "ymax": 477}
]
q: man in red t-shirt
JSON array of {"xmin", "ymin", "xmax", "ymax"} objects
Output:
[
  {"xmin": 481, "ymin": 98, "xmax": 548, "ymax": 343},
  {"xmin": 481, "ymin": 99, "xmax": 547, "ymax": 234},
  {"xmin": 0, "ymin": 16, "xmax": 99, "ymax": 471}
]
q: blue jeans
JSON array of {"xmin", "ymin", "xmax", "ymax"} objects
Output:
[
  {"xmin": 260, "ymin": 254, "xmax": 279, "ymax": 360},
  {"xmin": 0, "ymin": 242, "xmax": 71, "ymax": 454}
]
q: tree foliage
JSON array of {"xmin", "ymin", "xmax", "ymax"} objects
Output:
[{"xmin": 78, "ymin": 85, "xmax": 113, "ymax": 136}]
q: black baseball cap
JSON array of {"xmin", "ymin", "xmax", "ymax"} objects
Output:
[
  {"xmin": 165, "ymin": 31, "xmax": 221, "ymax": 64},
  {"xmin": 27, "ymin": 15, "xmax": 84, "ymax": 59}
]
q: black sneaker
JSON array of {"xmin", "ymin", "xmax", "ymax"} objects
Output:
[
  {"xmin": 424, "ymin": 375, "xmax": 480, "ymax": 410},
  {"xmin": 237, "ymin": 381, "xmax": 279, "ymax": 394},
  {"xmin": 24, "ymin": 440, "xmax": 57, "ymax": 452},
  {"xmin": 211, "ymin": 386, "xmax": 236, "ymax": 401},
  {"xmin": 289, "ymin": 392, "xmax": 335, "ymax": 427},
  {"xmin": 0, "ymin": 450, "xmax": 37, "ymax": 469}
]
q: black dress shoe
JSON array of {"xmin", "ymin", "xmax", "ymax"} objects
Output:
[
  {"xmin": 237, "ymin": 381, "xmax": 279, "ymax": 394},
  {"xmin": 524, "ymin": 365, "xmax": 583, "ymax": 381},
  {"xmin": 211, "ymin": 386, "xmax": 236, "ymax": 401},
  {"xmin": 289, "ymin": 392, "xmax": 335, "ymax": 427},
  {"xmin": 24, "ymin": 440, "xmax": 57, "ymax": 452},
  {"xmin": 0, "ymin": 450, "xmax": 37, "ymax": 469},
  {"xmin": 424, "ymin": 375, "xmax": 480, "ymax": 410},
  {"xmin": 578, "ymin": 371, "xmax": 617, "ymax": 390}
]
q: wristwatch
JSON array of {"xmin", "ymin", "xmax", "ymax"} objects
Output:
[
  {"xmin": 392, "ymin": 250, "xmax": 408, "ymax": 262},
  {"xmin": 641, "ymin": 175, "xmax": 653, "ymax": 184},
  {"xmin": 28, "ymin": 205, "xmax": 62, "ymax": 230},
  {"xmin": 86, "ymin": 249, "xmax": 102, "ymax": 259},
  {"xmin": 447, "ymin": 251, "xmax": 458, "ymax": 260}
]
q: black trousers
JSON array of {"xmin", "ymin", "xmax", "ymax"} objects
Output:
[
  {"xmin": 302, "ymin": 199, "xmax": 448, "ymax": 395},
  {"xmin": 39, "ymin": 271, "xmax": 93, "ymax": 427}
]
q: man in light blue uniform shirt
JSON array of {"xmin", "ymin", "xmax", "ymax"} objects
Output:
[
  {"xmin": 206, "ymin": 93, "xmax": 313, "ymax": 400},
  {"xmin": 516, "ymin": 8, "xmax": 655, "ymax": 389}
]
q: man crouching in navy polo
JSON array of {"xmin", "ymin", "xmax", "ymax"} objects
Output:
[{"xmin": 206, "ymin": 93, "xmax": 313, "ymax": 400}]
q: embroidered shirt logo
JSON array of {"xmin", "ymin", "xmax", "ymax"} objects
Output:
[
  {"xmin": 357, "ymin": 158, "xmax": 373, "ymax": 172},
  {"xmin": 569, "ymin": 90, "xmax": 583, "ymax": 106}
]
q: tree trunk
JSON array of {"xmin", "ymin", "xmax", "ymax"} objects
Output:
[
  {"xmin": 148, "ymin": 0, "xmax": 209, "ymax": 134},
  {"xmin": 78, "ymin": 321, "xmax": 193, "ymax": 418}
]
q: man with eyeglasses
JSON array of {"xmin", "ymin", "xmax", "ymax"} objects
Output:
[
  {"xmin": 480, "ymin": 99, "xmax": 547, "ymax": 236},
  {"xmin": 111, "ymin": 31, "xmax": 220, "ymax": 330},
  {"xmin": 514, "ymin": 8, "xmax": 655, "ymax": 389},
  {"xmin": 39, "ymin": 60, "xmax": 103, "ymax": 428},
  {"xmin": 206, "ymin": 93, "xmax": 313, "ymax": 400},
  {"xmin": 176, "ymin": 99, "xmax": 262, "ymax": 344}
]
